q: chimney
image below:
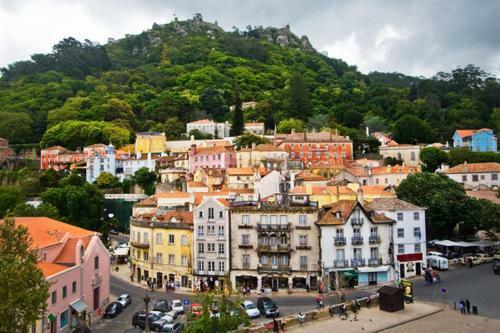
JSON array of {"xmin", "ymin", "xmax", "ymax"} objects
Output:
[{"xmin": 356, "ymin": 188, "xmax": 364, "ymax": 204}]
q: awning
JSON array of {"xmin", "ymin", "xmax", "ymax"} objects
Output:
[
  {"xmin": 70, "ymin": 299, "xmax": 88, "ymax": 313},
  {"xmin": 357, "ymin": 265, "xmax": 390, "ymax": 273},
  {"xmin": 339, "ymin": 270, "xmax": 357, "ymax": 279},
  {"xmin": 113, "ymin": 247, "xmax": 129, "ymax": 256}
]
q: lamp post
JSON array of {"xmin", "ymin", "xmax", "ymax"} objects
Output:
[{"xmin": 144, "ymin": 291, "xmax": 151, "ymax": 333}]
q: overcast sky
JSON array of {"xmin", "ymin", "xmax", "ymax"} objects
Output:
[{"xmin": 1, "ymin": 0, "xmax": 499, "ymax": 77}]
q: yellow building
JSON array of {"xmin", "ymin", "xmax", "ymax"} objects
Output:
[
  {"xmin": 130, "ymin": 210, "xmax": 193, "ymax": 290},
  {"xmin": 135, "ymin": 131, "xmax": 166, "ymax": 154}
]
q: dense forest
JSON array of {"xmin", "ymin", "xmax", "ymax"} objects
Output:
[{"xmin": 0, "ymin": 15, "xmax": 499, "ymax": 151}]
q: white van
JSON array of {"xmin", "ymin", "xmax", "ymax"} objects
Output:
[
  {"xmin": 427, "ymin": 255, "xmax": 448, "ymax": 270},
  {"xmin": 427, "ymin": 251, "xmax": 444, "ymax": 257}
]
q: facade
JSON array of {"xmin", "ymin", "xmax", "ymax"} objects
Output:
[
  {"xmin": 193, "ymin": 197, "xmax": 230, "ymax": 290},
  {"xmin": 130, "ymin": 210, "xmax": 193, "ymax": 290},
  {"xmin": 365, "ymin": 198, "xmax": 427, "ymax": 280},
  {"xmin": 122, "ymin": 153, "xmax": 159, "ymax": 179},
  {"xmin": 188, "ymin": 144, "xmax": 236, "ymax": 174},
  {"xmin": 317, "ymin": 201, "xmax": 394, "ymax": 290},
  {"xmin": 186, "ymin": 119, "xmax": 230, "ymax": 139},
  {"xmin": 443, "ymin": 162, "xmax": 500, "ymax": 189},
  {"xmin": 41, "ymin": 146, "xmax": 84, "ymax": 171},
  {"xmin": 135, "ymin": 132, "xmax": 166, "ymax": 154},
  {"xmin": 379, "ymin": 144, "xmax": 422, "ymax": 167},
  {"xmin": 452, "ymin": 129, "xmax": 497, "ymax": 152},
  {"xmin": 278, "ymin": 131, "xmax": 353, "ymax": 167},
  {"xmin": 336, "ymin": 164, "xmax": 420, "ymax": 186},
  {"xmin": 244, "ymin": 122, "xmax": 265, "ymax": 135},
  {"xmin": 254, "ymin": 170, "xmax": 287, "ymax": 201},
  {"xmin": 85, "ymin": 144, "xmax": 123, "ymax": 183},
  {"xmin": 230, "ymin": 194, "xmax": 321, "ymax": 291},
  {"xmin": 236, "ymin": 144, "xmax": 288, "ymax": 170},
  {"xmin": 10, "ymin": 217, "xmax": 110, "ymax": 333},
  {"xmin": 0, "ymin": 137, "xmax": 12, "ymax": 165}
]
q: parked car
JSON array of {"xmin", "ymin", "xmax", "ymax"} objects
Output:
[
  {"xmin": 161, "ymin": 322, "xmax": 184, "ymax": 333},
  {"xmin": 427, "ymin": 255, "xmax": 449, "ymax": 270},
  {"xmin": 492, "ymin": 253, "xmax": 500, "ymax": 260},
  {"xmin": 104, "ymin": 302, "xmax": 123, "ymax": 318},
  {"xmin": 476, "ymin": 253, "xmax": 494, "ymax": 264},
  {"xmin": 494, "ymin": 261, "xmax": 500, "ymax": 274},
  {"xmin": 150, "ymin": 312, "xmax": 176, "ymax": 332},
  {"xmin": 240, "ymin": 300, "xmax": 260, "ymax": 319},
  {"xmin": 257, "ymin": 297, "xmax": 279, "ymax": 317},
  {"xmin": 117, "ymin": 294, "xmax": 132, "ymax": 308},
  {"xmin": 171, "ymin": 299, "xmax": 184, "ymax": 314},
  {"xmin": 472, "ymin": 256, "xmax": 483, "ymax": 265},
  {"xmin": 132, "ymin": 311, "xmax": 162, "ymax": 330},
  {"xmin": 109, "ymin": 229, "xmax": 119, "ymax": 235},
  {"xmin": 190, "ymin": 303, "xmax": 203, "ymax": 317},
  {"xmin": 153, "ymin": 300, "xmax": 172, "ymax": 313}
]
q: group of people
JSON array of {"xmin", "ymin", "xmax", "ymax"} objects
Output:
[
  {"xmin": 164, "ymin": 281, "xmax": 176, "ymax": 293},
  {"xmin": 424, "ymin": 268, "xmax": 441, "ymax": 285},
  {"xmin": 458, "ymin": 299, "xmax": 472, "ymax": 315},
  {"xmin": 272, "ymin": 317, "xmax": 287, "ymax": 332}
]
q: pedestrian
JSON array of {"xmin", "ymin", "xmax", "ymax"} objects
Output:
[
  {"xmin": 281, "ymin": 319, "xmax": 287, "ymax": 332},
  {"xmin": 306, "ymin": 283, "xmax": 310, "ymax": 293},
  {"xmin": 273, "ymin": 318, "xmax": 279, "ymax": 332},
  {"xmin": 459, "ymin": 299, "xmax": 466, "ymax": 315},
  {"xmin": 465, "ymin": 299, "xmax": 471, "ymax": 315}
]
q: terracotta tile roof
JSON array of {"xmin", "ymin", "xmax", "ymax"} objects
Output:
[
  {"xmin": 227, "ymin": 167, "xmax": 254, "ymax": 175},
  {"xmin": 10, "ymin": 217, "xmax": 95, "ymax": 249},
  {"xmin": 253, "ymin": 144, "xmax": 284, "ymax": 152},
  {"xmin": 296, "ymin": 171, "xmax": 326, "ymax": 181},
  {"xmin": 360, "ymin": 185, "xmax": 395, "ymax": 195},
  {"xmin": 444, "ymin": 162, "xmax": 500, "ymax": 174},
  {"xmin": 217, "ymin": 198, "xmax": 230, "ymax": 207},
  {"xmin": 455, "ymin": 129, "xmax": 475, "ymax": 138},
  {"xmin": 466, "ymin": 190, "xmax": 500, "ymax": 204},
  {"xmin": 245, "ymin": 122, "xmax": 264, "ymax": 127},
  {"xmin": 371, "ymin": 165, "xmax": 419, "ymax": 175},
  {"xmin": 55, "ymin": 237, "xmax": 91, "ymax": 265},
  {"xmin": 317, "ymin": 200, "xmax": 357, "ymax": 225},
  {"xmin": 37, "ymin": 262, "xmax": 70, "ymax": 278},
  {"xmin": 134, "ymin": 196, "xmax": 158, "ymax": 207},
  {"xmin": 194, "ymin": 146, "xmax": 233, "ymax": 154},
  {"xmin": 370, "ymin": 213, "xmax": 395, "ymax": 223},
  {"xmin": 156, "ymin": 191, "xmax": 191, "ymax": 199},
  {"xmin": 281, "ymin": 132, "xmax": 351, "ymax": 143},
  {"xmin": 189, "ymin": 119, "xmax": 215, "ymax": 124},
  {"xmin": 187, "ymin": 181, "xmax": 208, "ymax": 188},
  {"xmin": 290, "ymin": 186, "xmax": 307, "ymax": 194},
  {"xmin": 194, "ymin": 191, "xmax": 230, "ymax": 205},
  {"xmin": 291, "ymin": 185, "xmax": 354, "ymax": 196},
  {"xmin": 156, "ymin": 210, "xmax": 193, "ymax": 224},
  {"xmin": 364, "ymin": 198, "xmax": 423, "ymax": 211}
]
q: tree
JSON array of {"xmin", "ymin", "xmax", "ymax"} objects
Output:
[
  {"xmin": 343, "ymin": 109, "xmax": 363, "ymax": 128},
  {"xmin": 0, "ymin": 112, "xmax": 33, "ymax": 144},
  {"xmin": 392, "ymin": 115, "xmax": 435, "ymax": 144},
  {"xmin": 233, "ymin": 133, "xmax": 271, "ymax": 150},
  {"xmin": 231, "ymin": 84, "xmax": 244, "ymax": 136},
  {"xmin": 420, "ymin": 147, "xmax": 450, "ymax": 172},
  {"xmin": 11, "ymin": 203, "xmax": 60, "ymax": 219},
  {"xmin": 95, "ymin": 172, "xmax": 121, "ymax": 190},
  {"xmin": 285, "ymin": 74, "xmax": 312, "ymax": 121},
  {"xmin": 133, "ymin": 167, "xmax": 157, "ymax": 195},
  {"xmin": 0, "ymin": 216, "xmax": 50, "ymax": 332},
  {"xmin": 277, "ymin": 118, "xmax": 305, "ymax": 134},
  {"xmin": 0, "ymin": 186, "xmax": 25, "ymax": 217},
  {"xmin": 383, "ymin": 157, "xmax": 403, "ymax": 166},
  {"xmin": 200, "ymin": 88, "xmax": 229, "ymax": 122},
  {"xmin": 188, "ymin": 129, "xmax": 214, "ymax": 140}
]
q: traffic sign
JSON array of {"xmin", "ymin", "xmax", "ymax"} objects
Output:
[
  {"xmin": 183, "ymin": 299, "xmax": 190, "ymax": 305},
  {"xmin": 441, "ymin": 287, "xmax": 447, "ymax": 294}
]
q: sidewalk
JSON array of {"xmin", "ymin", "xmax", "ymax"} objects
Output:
[{"xmin": 289, "ymin": 301, "xmax": 442, "ymax": 332}]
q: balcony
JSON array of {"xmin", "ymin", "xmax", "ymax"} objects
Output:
[
  {"xmin": 350, "ymin": 259, "xmax": 365, "ymax": 267},
  {"xmin": 334, "ymin": 236, "xmax": 346, "ymax": 246},
  {"xmin": 257, "ymin": 223, "xmax": 291, "ymax": 233},
  {"xmin": 351, "ymin": 218, "xmax": 364, "ymax": 225},
  {"xmin": 239, "ymin": 244, "xmax": 253, "ymax": 249},
  {"xmin": 295, "ymin": 225, "xmax": 311, "ymax": 230},
  {"xmin": 334, "ymin": 260, "xmax": 349, "ymax": 268},
  {"xmin": 296, "ymin": 244, "xmax": 312, "ymax": 250},
  {"xmin": 258, "ymin": 264, "xmax": 291, "ymax": 273},
  {"xmin": 368, "ymin": 258, "xmax": 382, "ymax": 266},
  {"xmin": 131, "ymin": 241, "xmax": 150, "ymax": 249},
  {"xmin": 351, "ymin": 236, "xmax": 363, "ymax": 245},
  {"xmin": 242, "ymin": 263, "xmax": 250, "ymax": 270},
  {"xmin": 238, "ymin": 224, "xmax": 254, "ymax": 229},
  {"xmin": 257, "ymin": 244, "xmax": 290, "ymax": 253},
  {"xmin": 299, "ymin": 265, "xmax": 308, "ymax": 271},
  {"xmin": 369, "ymin": 235, "xmax": 381, "ymax": 244}
]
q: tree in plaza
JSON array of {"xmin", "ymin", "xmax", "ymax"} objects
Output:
[
  {"xmin": 0, "ymin": 186, "xmax": 25, "ymax": 217},
  {"xmin": 231, "ymin": 84, "xmax": 244, "ymax": 136},
  {"xmin": 277, "ymin": 118, "xmax": 305, "ymax": 134},
  {"xmin": 0, "ymin": 216, "xmax": 50, "ymax": 332},
  {"xmin": 285, "ymin": 73, "xmax": 312, "ymax": 121},
  {"xmin": 133, "ymin": 167, "xmax": 157, "ymax": 195},
  {"xmin": 233, "ymin": 133, "xmax": 270, "ymax": 150},
  {"xmin": 391, "ymin": 115, "xmax": 435, "ymax": 144},
  {"xmin": 419, "ymin": 147, "xmax": 450, "ymax": 172}
]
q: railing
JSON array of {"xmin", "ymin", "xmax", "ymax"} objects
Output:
[
  {"xmin": 351, "ymin": 259, "xmax": 365, "ymax": 267},
  {"xmin": 131, "ymin": 241, "xmax": 150, "ymax": 249},
  {"xmin": 351, "ymin": 218, "xmax": 364, "ymax": 225},
  {"xmin": 296, "ymin": 244, "xmax": 312, "ymax": 250},
  {"xmin": 257, "ymin": 223, "xmax": 291, "ymax": 232},
  {"xmin": 368, "ymin": 258, "xmax": 382, "ymax": 266},
  {"xmin": 369, "ymin": 235, "xmax": 381, "ymax": 244},
  {"xmin": 300, "ymin": 265, "xmax": 308, "ymax": 271},
  {"xmin": 334, "ymin": 260, "xmax": 349, "ymax": 268},
  {"xmin": 334, "ymin": 236, "xmax": 346, "ymax": 246},
  {"xmin": 258, "ymin": 264, "xmax": 291, "ymax": 273},
  {"xmin": 238, "ymin": 224, "xmax": 254, "ymax": 229},
  {"xmin": 242, "ymin": 263, "xmax": 250, "ymax": 270},
  {"xmin": 257, "ymin": 244, "xmax": 290, "ymax": 253},
  {"xmin": 351, "ymin": 236, "xmax": 363, "ymax": 245},
  {"xmin": 295, "ymin": 225, "xmax": 311, "ymax": 230},
  {"xmin": 239, "ymin": 244, "xmax": 253, "ymax": 249}
]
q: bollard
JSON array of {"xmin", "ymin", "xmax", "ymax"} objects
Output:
[{"xmin": 472, "ymin": 305, "xmax": 478, "ymax": 315}]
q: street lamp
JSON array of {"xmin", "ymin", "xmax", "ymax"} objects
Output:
[{"xmin": 144, "ymin": 291, "xmax": 151, "ymax": 333}]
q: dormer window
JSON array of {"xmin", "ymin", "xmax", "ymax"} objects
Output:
[{"xmin": 335, "ymin": 212, "xmax": 341, "ymax": 218}]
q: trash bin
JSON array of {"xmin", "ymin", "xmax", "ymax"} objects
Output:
[{"xmin": 472, "ymin": 305, "xmax": 478, "ymax": 315}]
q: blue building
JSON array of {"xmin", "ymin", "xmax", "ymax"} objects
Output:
[{"xmin": 452, "ymin": 128, "xmax": 497, "ymax": 152}]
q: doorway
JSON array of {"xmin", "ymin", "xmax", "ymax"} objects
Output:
[
  {"xmin": 399, "ymin": 264, "xmax": 405, "ymax": 279},
  {"xmin": 50, "ymin": 318, "xmax": 56, "ymax": 333},
  {"xmin": 156, "ymin": 272, "xmax": 163, "ymax": 289},
  {"xmin": 368, "ymin": 272, "xmax": 377, "ymax": 285},
  {"xmin": 93, "ymin": 287, "xmax": 100, "ymax": 311},
  {"xmin": 416, "ymin": 262, "xmax": 421, "ymax": 276}
]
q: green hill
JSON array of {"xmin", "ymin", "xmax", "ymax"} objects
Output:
[{"xmin": 0, "ymin": 14, "xmax": 498, "ymax": 151}]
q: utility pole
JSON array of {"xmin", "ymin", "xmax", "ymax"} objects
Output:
[{"xmin": 144, "ymin": 291, "xmax": 151, "ymax": 333}]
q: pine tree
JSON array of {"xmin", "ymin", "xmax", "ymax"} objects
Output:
[
  {"xmin": 231, "ymin": 83, "xmax": 245, "ymax": 136},
  {"xmin": 286, "ymin": 74, "xmax": 312, "ymax": 121}
]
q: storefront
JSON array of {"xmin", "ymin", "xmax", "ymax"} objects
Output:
[
  {"xmin": 397, "ymin": 253, "xmax": 423, "ymax": 279},
  {"xmin": 357, "ymin": 266, "xmax": 391, "ymax": 286}
]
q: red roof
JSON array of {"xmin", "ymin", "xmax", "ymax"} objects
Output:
[
  {"xmin": 37, "ymin": 262, "xmax": 70, "ymax": 278},
  {"xmin": 455, "ymin": 129, "xmax": 475, "ymax": 138}
]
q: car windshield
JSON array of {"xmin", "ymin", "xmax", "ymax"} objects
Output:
[
  {"xmin": 245, "ymin": 303, "xmax": 257, "ymax": 310},
  {"xmin": 162, "ymin": 327, "xmax": 174, "ymax": 332},
  {"xmin": 173, "ymin": 301, "xmax": 182, "ymax": 306},
  {"xmin": 149, "ymin": 313, "xmax": 161, "ymax": 321}
]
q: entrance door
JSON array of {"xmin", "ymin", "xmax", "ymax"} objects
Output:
[
  {"xmin": 50, "ymin": 319, "xmax": 56, "ymax": 333},
  {"xmin": 272, "ymin": 278, "xmax": 278, "ymax": 291},
  {"xmin": 93, "ymin": 287, "xmax": 100, "ymax": 311},
  {"xmin": 368, "ymin": 272, "xmax": 377, "ymax": 285},
  {"xmin": 416, "ymin": 262, "xmax": 421, "ymax": 276},
  {"xmin": 399, "ymin": 264, "xmax": 405, "ymax": 279},
  {"xmin": 157, "ymin": 272, "xmax": 163, "ymax": 289}
]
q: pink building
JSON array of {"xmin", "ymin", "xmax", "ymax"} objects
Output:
[
  {"xmin": 12, "ymin": 217, "xmax": 110, "ymax": 333},
  {"xmin": 188, "ymin": 144, "xmax": 236, "ymax": 174},
  {"xmin": 40, "ymin": 146, "xmax": 85, "ymax": 171}
]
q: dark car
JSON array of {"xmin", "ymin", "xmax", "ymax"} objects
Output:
[
  {"xmin": 257, "ymin": 297, "xmax": 279, "ymax": 317},
  {"xmin": 104, "ymin": 302, "xmax": 123, "ymax": 318},
  {"xmin": 153, "ymin": 299, "xmax": 172, "ymax": 313},
  {"xmin": 132, "ymin": 311, "xmax": 162, "ymax": 330},
  {"xmin": 162, "ymin": 322, "xmax": 184, "ymax": 333},
  {"xmin": 494, "ymin": 261, "xmax": 500, "ymax": 274}
]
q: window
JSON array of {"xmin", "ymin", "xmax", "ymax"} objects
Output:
[
  {"xmin": 282, "ymin": 256, "xmax": 289, "ymax": 265},
  {"xmin": 218, "ymin": 243, "xmax": 225, "ymax": 254},
  {"xmin": 290, "ymin": 152, "xmax": 295, "ymax": 158},
  {"xmin": 181, "ymin": 255, "xmax": 187, "ymax": 266},
  {"xmin": 414, "ymin": 243, "xmax": 421, "ymax": 253},
  {"xmin": 353, "ymin": 227, "xmax": 361, "ymax": 237},
  {"xmin": 242, "ymin": 215, "xmax": 249, "ymax": 225},
  {"xmin": 316, "ymin": 152, "xmax": 320, "ymax": 157},
  {"xmin": 198, "ymin": 243, "xmax": 205, "ymax": 254},
  {"xmin": 207, "ymin": 243, "xmax": 215, "ymax": 252},
  {"xmin": 72, "ymin": 281, "xmax": 77, "ymax": 293},
  {"xmin": 397, "ymin": 213, "xmax": 403, "ymax": 221},
  {"xmin": 397, "ymin": 228, "xmax": 404, "ymax": 238},
  {"xmin": 299, "ymin": 235, "xmax": 308, "ymax": 246},
  {"xmin": 413, "ymin": 212, "xmax": 420, "ymax": 220},
  {"xmin": 270, "ymin": 215, "xmax": 277, "ymax": 224},
  {"xmin": 398, "ymin": 244, "xmax": 405, "ymax": 254},
  {"xmin": 336, "ymin": 228, "xmax": 344, "ymax": 236},
  {"xmin": 492, "ymin": 174, "xmax": 498, "ymax": 180},
  {"xmin": 462, "ymin": 175, "xmax": 467, "ymax": 182},
  {"xmin": 168, "ymin": 254, "xmax": 175, "ymax": 265},
  {"xmin": 197, "ymin": 260, "xmax": 204, "ymax": 271},
  {"xmin": 198, "ymin": 226, "xmax": 204, "ymax": 237},
  {"xmin": 143, "ymin": 232, "xmax": 149, "ymax": 243},
  {"xmin": 299, "ymin": 215, "xmax": 307, "ymax": 225},
  {"xmin": 336, "ymin": 249, "xmax": 345, "ymax": 261},
  {"xmin": 410, "ymin": 152, "xmax": 416, "ymax": 161},
  {"xmin": 300, "ymin": 256, "xmax": 308, "ymax": 267},
  {"xmin": 156, "ymin": 233, "xmax": 162, "ymax": 245},
  {"xmin": 94, "ymin": 256, "xmax": 99, "ymax": 269},
  {"xmin": 480, "ymin": 175, "xmax": 485, "ymax": 180},
  {"xmin": 219, "ymin": 261, "xmax": 225, "ymax": 272},
  {"xmin": 472, "ymin": 175, "xmax": 478, "ymax": 182},
  {"xmin": 208, "ymin": 261, "xmax": 215, "ymax": 272},
  {"xmin": 51, "ymin": 291, "xmax": 57, "ymax": 305},
  {"xmin": 60, "ymin": 310, "xmax": 69, "ymax": 328},
  {"xmin": 219, "ymin": 211, "xmax": 224, "ymax": 218},
  {"xmin": 414, "ymin": 227, "xmax": 421, "ymax": 239},
  {"xmin": 218, "ymin": 226, "xmax": 225, "ymax": 236},
  {"xmin": 144, "ymin": 252, "xmax": 149, "ymax": 261},
  {"xmin": 208, "ymin": 208, "xmax": 214, "ymax": 219},
  {"xmin": 168, "ymin": 234, "xmax": 175, "ymax": 244},
  {"xmin": 198, "ymin": 211, "xmax": 203, "ymax": 218},
  {"xmin": 370, "ymin": 247, "xmax": 379, "ymax": 259},
  {"xmin": 308, "ymin": 152, "xmax": 312, "ymax": 158},
  {"xmin": 260, "ymin": 255, "xmax": 268, "ymax": 265},
  {"xmin": 280, "ymin": 215, "xmax": 287, "ymax": 224},
  {"xmin": 181, "ymin": 235, "xmax": 188, "ymax": 246},
  {"xmin": 353, "ymin": 248, "xmax": 362, "ymax": 259},
  {"xmin": 272, "ymin": 256, "xmax": 278, "ymax": 266},
  {"xmin": 299, "ymin": 152, "xmax": 303, "ymax": 158},
  {"xmin": 242, "ymin": 234, "xmax": 250, "ymax": 245},
  {"xmin": 207, "ymin": 225, "xmax": 215, "ymax": 234},
  {"xmin": 260, "ymin": 215, "xmax": 268, "ymax": 224},
  {"xmin": 243, "ymin": 255, "xmax": 250, "ymax": 269}
]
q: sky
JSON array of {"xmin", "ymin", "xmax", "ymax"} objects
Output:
[{"xmin": 1, "ymin": 0, "xmax": 499, "ymax": 77}]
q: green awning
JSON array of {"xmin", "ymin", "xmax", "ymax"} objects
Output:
[
  {"xmin": 70, "ymin": 299, "xmax": 88, "ymax": 313},
  {"xmin": 340, "ymin": 270, "xmax": 357, "ymax": 279}
]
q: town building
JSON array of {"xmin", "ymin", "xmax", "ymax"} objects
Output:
[
  {"xmin": 9, "ymin": 217, "xmax": 110, "ymax": 333},
  {"xmin": 192, "ymin": 168, "xmax": 226, "ymax": 192},
  {"xmin": 226, "ymin": 167, "xmax": 267, "ymax": 190},
  {"xmin": 236, "ymin": 144, "xmax": 288, "ymax": 170},
  {"xmin": 254, "ymin": 170, "xmax": 289, "ymax": 201},
  {"xmin": 0, "ymin": 137, "xmax": 12, "ymax": 166},
  {"xmin": 193, "ymin": 197, "xmax": 230, "ymax": 290},
  {"xmin": 443, "ymin": 162, "xmax": 500, "ymax": 189},
  {"xmin": 41, "ymin": 146, "xmax": 85, "ymax": 171},
  {"xmin": 135, "ymin": 132, "xmax": 166, "ymax": 154},
  {"xmin": 379, "ymin": 144, "xmax": 423, "ymax": 167},
  {"xmin": 317, "ymin": 200, "xmax": 394, "ymax": 290},
  {"xmin": 244, "ymin": 122, "xmax": 265, "ymax": 135},
  {"xmin": 157, "ymin": 153, "xmax": 189, "ymax": 189},
  {"xmin": 85, "ymin": 144, "xmax": 128, "ymax": 183},
  {"xmin": 188, "ymin": 144, "xmax": 236, "ymax": 174},
  {"xmin": 365, "ymin": 198, "xmax": 427, "ymax": 280},
  {"xmin": 186, "ymin": 119, "xmax": 230, "ymax": 139},
  {"xmin": 334, "ymin": 164, "xmax": 420, "ymax": 186},
  {"xmin": 122, "ymin": 153, "xmax": 160, "ymax": 179},
  {"xmin": 452, "ymin": 129, "xmax": 497, "ymax": 152},
  {"xmin": 130, "ymin": 210, "xmax": 193, "ymax": 290},
  {"xmin": 371, "ymin": 132, "xmax": 398, "ymax": 147},
  {"xmin": 229, "ymin": 194, "xmax": 320, "ymax": 291}
]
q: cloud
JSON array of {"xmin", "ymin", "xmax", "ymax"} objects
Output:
[{"xmin": 0, "ymin": 0, "xmax": 499, "ymax": 77}]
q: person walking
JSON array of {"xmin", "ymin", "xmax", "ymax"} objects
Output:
[
  {"xmin": 465, "ymin": 299, "xmax": 471, "ymax": 314},
  {"xmin": 459, "ymin": 299, "xmax": 466, "ymax": 315},
  {"xmin": 273, "ymin": 318, "xmax": 279, "ymax": 332}
]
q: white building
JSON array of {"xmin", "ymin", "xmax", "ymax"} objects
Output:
[
  {"xmin": 85, "ymin": 144, "xmax": 121, "ymax": 183},
  {"xmin": 193, "ymin": 197, "xmax": 230, "ymax": 290},
  {"xmin": 187, "ymin": 119, "xmax": 230, "ymax": 139},
  {"xmin": 379, "ymin": 144, "xmax": 423, "ymax": 167},
  {"xmin": 443, "ymin": 162, "xmax": 500, "ymax": 189},
  {"xmin": 244, "ymin": 122, "xmax": 265, "ymax": 135},
  {"xmin": 365, "ymin": 198, "xmax": 426, "ymax": 280},
  {"xmin": 122, "ymin": 153, "xmax": 159, "ymax": 179},
  {"xmin": 317, "ymin": 200, "xmax": 394, "ymax": 290},
  {"xmin": 253, "ymin": 170, "xmax": 287, "ymax": 201}
]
